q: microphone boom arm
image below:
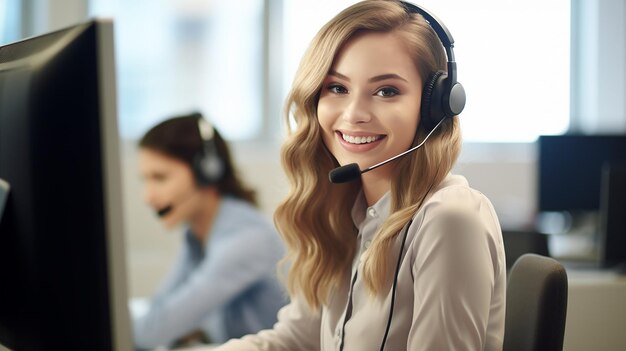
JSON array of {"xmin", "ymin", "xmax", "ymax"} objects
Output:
[{"xmin": 361, "ymin": 117, "xmax": 446, "ymax": 174}]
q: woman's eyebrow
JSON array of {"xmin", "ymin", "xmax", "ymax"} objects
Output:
[
  {"xmin": 328, "ymin": 70, "xmax": 350, "ymax": 81},
  {"xmin": 327, "ymin": 70, "xmax": 408, "ymax": 83},
  {"xmin": 368, "ymin": 73, "xmax": 408, "ymax": 83}
]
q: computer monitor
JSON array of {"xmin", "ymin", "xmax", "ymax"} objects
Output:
[
  {"xmin": 538, "ymin": 134, "xmax": 626, "ymax": 267},
  {"xmin": 598, "ymin": 162, "xmax": 626, "ymax": 267},
  {"xmin": 0, "ymin": 19, "xmax": 132, "ymax": 350},
  {"xmin": 538, "ymin": 135, "xmax": 626, "ymax": 212}
]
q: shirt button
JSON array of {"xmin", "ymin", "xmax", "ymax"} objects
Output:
[{"xmin": 367, "ymin": 207, "xmax": 377, "ymax": 217}]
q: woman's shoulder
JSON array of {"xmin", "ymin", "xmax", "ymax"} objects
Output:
[
  {"xmin": 406, "ymin": 173, "xmax": 505, "ymax": 278},
  {"xmin": 214, "ymin": 196, "xmax": 279, "ymax": 237},
  {"xmin": 221, "ymin": 196, "xmax": 268, "ymax": 221},
  {"xmin": 411, "ymin": 173, "xmax": 499, "ymax": 232},
  {"xmin": 423, "ymin": 174, "xmax": 492, "ymax": 213}
]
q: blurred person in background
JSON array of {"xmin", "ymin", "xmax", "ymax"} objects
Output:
[{"xmin": 132, "ymin": 112, "xmax": 286, "ymax": 350}]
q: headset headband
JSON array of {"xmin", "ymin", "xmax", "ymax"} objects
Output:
[{"xmin": 400, "ymin": 1, "xmax": 458, "ymax": 86}]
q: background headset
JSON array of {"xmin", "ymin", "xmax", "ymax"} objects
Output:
[
  {"xmin": 155, "ymin": 113, "xmax": 225, "ymax": 218},
  {"xmin": 190, "ymin": 113, "xmax": 225, "ymax": 186}
]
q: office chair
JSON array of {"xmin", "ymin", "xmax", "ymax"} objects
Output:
[
  {"xmin": 503, "ymin": 254, "xmax": 568, "ymax": 351},
  {"xmin": 502, "ymin": 230, "xmax": 550, "ymax": 270}
]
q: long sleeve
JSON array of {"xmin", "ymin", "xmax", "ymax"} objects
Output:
[
  {"xmin": 215, "ymin": 297, "xmax": 321, "ymax": 351},
  {"xmin": 133, "ymin": 199, "xmax": 286, "ymax": 349},
  {"xmin": 150, "ymin": 238, "xmax": 194, "ymax": 304},
  {"xmin": 407, "ymin": 189, "xmax": 505, "ymax": 350}
]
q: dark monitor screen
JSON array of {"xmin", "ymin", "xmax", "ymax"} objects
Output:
[
  {"xmin": 538, "ymin": 135, "xmax": 626, "ymax": 212},
  {"xmin": 0, "ymin": 20, "xmax": 132, "ymax": 350}
]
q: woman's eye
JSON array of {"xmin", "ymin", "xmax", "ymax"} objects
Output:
[
  {"xmin": 328, "ymin": 84, "xmax": 348, "ymax": 94},
  {"xmin": 376, "ymin": 87, "xmax": 400, "ymax": 97}
]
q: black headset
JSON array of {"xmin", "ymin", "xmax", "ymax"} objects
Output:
[
  {"xmin": 400, "ymin": 1, "xmax": 466, "ymax": 132},
  {"xmin": 191, "ymin": 113, "xmax": 225, "ymax": 186}
]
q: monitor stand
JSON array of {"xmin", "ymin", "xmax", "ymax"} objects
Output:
[
  {"xmin": 605, "ymin": 262, "xmax": 626, "ymax": 275},
  {"xmin": 598, "ymin": 162, "xmax": 626, "ymax": 271},
  {"xmin": 540, "ymin": 211, "xmax": 602, "ymax": 262},
  {"xmin": 0, "ymin": 178, "xmax": 9, "ymax": 221}
]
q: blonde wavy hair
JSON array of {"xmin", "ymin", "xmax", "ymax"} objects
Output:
[{"xmin": 274, "ymin": 0, "xmax": 462, "ymax": 309}]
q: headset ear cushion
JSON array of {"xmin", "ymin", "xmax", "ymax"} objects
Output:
[
  {"xmin": 193, "ymin": 118, "xmax": 226, "ymax": 187},
  {"xmin": 420, "ymin": 71, "xmax": 446, "ymax": 132},
  {"xmin": 192, "ymin": 154, "xmax": 210, "ymax": 186},
  {"xmin": 192, "ymin": 145, "xmax": 225, "ymax": 187}
]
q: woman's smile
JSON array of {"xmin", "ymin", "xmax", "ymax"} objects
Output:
[{"xmin": 336, "ymin": 130, "xmax": 386, "ymax": 152}]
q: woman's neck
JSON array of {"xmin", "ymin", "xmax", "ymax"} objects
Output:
[
  {"xmin": 362, "ymin": 171, "xmax": 391, "ymax": 206},
  {"xmin": 190, "ymin": 188, "xmax": 221, "ymax": 246}
]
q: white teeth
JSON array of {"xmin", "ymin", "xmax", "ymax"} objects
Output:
[{"xmin": 342, "ymin": 133, "xmax": 380, "ymax": 144}]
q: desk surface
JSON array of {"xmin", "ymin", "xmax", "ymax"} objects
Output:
[
  {"xmin": 562, "ymin": 266, "xmax": 626, "ymax": 351},
  {"xmin": 142, "ymin": 268, "xmax": 625, "ymax": 351}
]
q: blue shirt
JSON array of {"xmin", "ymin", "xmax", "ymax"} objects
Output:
[{"xmin": 132, "ymin": 196, "xmax": 287, "ymax": 349}]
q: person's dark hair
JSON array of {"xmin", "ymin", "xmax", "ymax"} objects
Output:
[{"xmin": 139, "ymin": 112, "xmax": 258, "ymax": 207}]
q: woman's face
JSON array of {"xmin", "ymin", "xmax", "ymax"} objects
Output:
[
  {"xmin": 317, "ymin": 31, "xmax": 423, "ymax": 180},
  {"xmin": 138, "ymin": 148, "xmax": 200, "ymax": 229}
]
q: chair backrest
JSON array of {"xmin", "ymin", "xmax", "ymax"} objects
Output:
[{"xmin": 503, "ymin": 254, "xmax": 568, "ymax": 351}]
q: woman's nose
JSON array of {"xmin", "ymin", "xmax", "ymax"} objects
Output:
[
  {"xmin": 342, "ymin": 94, "xmax": 372, "ymax": 124},
  {"xmin": 143, "ymin": 185, "xmax": 157, "ymax": 206}
]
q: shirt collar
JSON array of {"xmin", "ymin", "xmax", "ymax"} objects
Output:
[
  {"xmin": 350, "ymin": 190, "xmax": 392, "ymax": 229},
  {"xmin": 348, "ymin": 173, "xmax": 463, "ymax": 234}
]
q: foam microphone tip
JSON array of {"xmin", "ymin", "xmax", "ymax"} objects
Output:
[{"xmin": 329, "ymin": 163, "xmax": 362, "ymax": 183}]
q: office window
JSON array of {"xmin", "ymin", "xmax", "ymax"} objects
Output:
[
  {"xmin": 0, "ymin": 0, "xmax": 20, "ymax": 44},
  {"xmin": 0, "ymin": 1, "xmax": 5, "ymax": 42},
  {"xmin": 88, "ymin": 0, "xmax": 569, "ymax": 142},
  {"xmin": 89, "ymin": 0, "xmax": 264, "ymax": 140},
  {"xmin": 282, "ymin": 0, "xmax": 570, "ymax": 142}
]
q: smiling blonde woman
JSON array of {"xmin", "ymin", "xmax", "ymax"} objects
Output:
[{"xmin": 216, "ymin": 1, "xmax": 506, "ymax": 350}]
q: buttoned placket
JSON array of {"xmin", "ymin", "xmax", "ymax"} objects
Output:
[
  {"xmin": 337, "ymin": 202, "xmax": 383, "ymax": 351},
  {"xmin": 362, "ymin": 204, "xmax": 378, "ymax": 252}
]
